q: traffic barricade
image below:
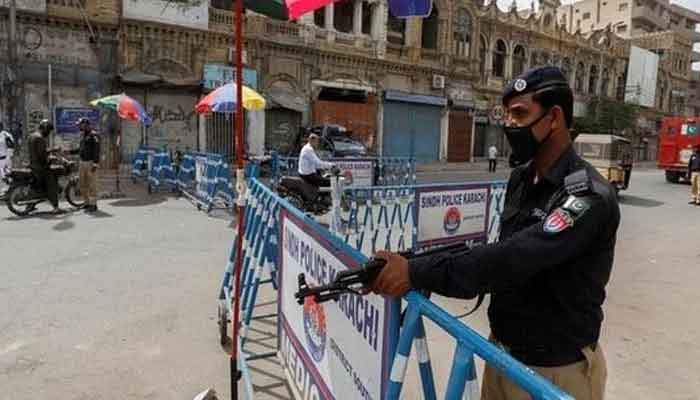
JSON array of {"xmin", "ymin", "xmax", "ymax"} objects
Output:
[
  {"xmin": 219, "ymin": 177, "xmax": 573, "ymax": 400},
  {"xmin": 147, "ymin": 147, "xmax": 176, "ymax": 193},
  {"xmin": 270, "ymin": 154, "xmax": 416, "ymax": 189},
  {"xmin": 131, "ymin": 145, "xmax": 157, "ymax": 184}
]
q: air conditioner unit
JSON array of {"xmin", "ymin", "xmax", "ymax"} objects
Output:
[{"xmin": 432, "ymin": 74, "xmax": 446, "ymax": 89}]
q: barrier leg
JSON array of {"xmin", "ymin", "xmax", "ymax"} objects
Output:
[
  {"xmin": 415, "ymin": 318, "xmax": 438, "ymax": 400},
  {"xmin": 444, "ymin": 342, "xmax": 479, "ymax": 400},
  {"xmin": 386, "ymin": 306, "xmax": 420, "ymax": 400}
]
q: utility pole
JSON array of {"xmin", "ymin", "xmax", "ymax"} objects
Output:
[{"xmin": 6, "ymin": 0, "xmax": 18, "ymax": 133}]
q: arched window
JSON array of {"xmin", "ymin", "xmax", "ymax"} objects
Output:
[
  {"xmin": 543, "ymin": 13, "xmax": 553, "ymax": 27},
  {"xmin": 575, "ymin": 62, "xmax": 586, "ymax": 92},
  {"xmin": 561, "ymin": 58, "xmax": 572, "ymax": 82},
  {"xmin": 422, "ymin": 7, "xmax": 439, "ymax": 49},
  {"xmin": 387, "ymin": 14, "xmax": 406, "ymax": 45},
  {"xmin": 333, "ymin": 0, "xmax": 354, "ymax": 33},
  {"xmin": 454, "ymin": 8, "xmax": 472, "ymax": 57},
  {"xmin": 513, "ymin": 45, "xmax": 527, "ymax": 77},
  {"xmin": 314, "ymin": 8, "xmax": 325, "ymax": 27},
  {"xmin": 492, "ymin": 39, "xmax": 507, "ymax": 78},
  {"xmin": 601, "ymin": 68, "xmax": 610, "ymax": 96},
  {"xmin": 479, "ymin": 35, "xmax": 488, "ymax": 76},
  {"xmin": 588, "ymin": 65, "xmax": 599, "ymax": 94}
]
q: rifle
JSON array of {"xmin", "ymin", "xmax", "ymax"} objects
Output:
[{"xmin": 294, "ymin": 242, "xmax": 472, "ymax": 305}]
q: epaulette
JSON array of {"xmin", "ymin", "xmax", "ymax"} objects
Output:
[{"xmin": 564, "ymin": 169, "xmax": 592, "ymax": 196}]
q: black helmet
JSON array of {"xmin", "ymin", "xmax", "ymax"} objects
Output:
[
  {"xmin": 39, "ymin": 119, "xmax": 54, "ymax": 135},
  {"xmin": 76, "ymin": 117, "xmax": 90, "ymax": 126}
]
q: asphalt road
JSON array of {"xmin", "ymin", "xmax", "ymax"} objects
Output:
[{"xmin": 1, "ymin": 168, "xmax": 698, "ymax": 400}]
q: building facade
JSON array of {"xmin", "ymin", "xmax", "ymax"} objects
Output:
[{"xmin": 1, "ymin": 0, "xmax": 696, "ymax": 166}]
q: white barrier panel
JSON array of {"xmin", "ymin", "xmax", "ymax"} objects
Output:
[
  {"xmin": 278, "ymin": 209, "xmax": 399, "ymax": 400},
  {"xmin": 333, "ymin": 159, "xmax": 375, "ymax": 188},
  {"xmin": 415, "ymin": 183, "xmax": 491, "ymax": 248}
]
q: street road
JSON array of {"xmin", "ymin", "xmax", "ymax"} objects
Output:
[{"xmin": 1, "ymin": 168, "xmax": 698, "ymax": 399}]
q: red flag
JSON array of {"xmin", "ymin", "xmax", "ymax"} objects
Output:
[{"xmin": 287, "ymin": 0, "xmax": 337, "ymax": 20}]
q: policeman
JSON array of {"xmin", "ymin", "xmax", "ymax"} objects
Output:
[
  {"xmin": 71, "ymin": 118, "xmax": 100, "ymax": 212},
  {"xmin": 369, "ymin": 67, "xmax": 620, "ymax": 400},
  {"xmin": 689, "ymin": 145, "xmax": 700, "ymax": 205}
]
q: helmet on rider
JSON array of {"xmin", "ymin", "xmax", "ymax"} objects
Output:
[{"xmin": 39, "ymin": 119, "xmax": 54, "ymax": 137}]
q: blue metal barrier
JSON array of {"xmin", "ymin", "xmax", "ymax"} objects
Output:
[
  {"xmin": 218, "ymin": 176, "xmax": 575, "ymax": 400},
  {"xmin": 131, "ymin": 146, "xmax": 157, "ymax": 183},
  {"xmin": 385, "ymin": 291, "xmax": 575, "ymax": 400},
  {"xmin": 148, "ymin": 148, "xmax": 176, "ymax": 193},
  {"xmin": 270, "ymin": 153, "xmax": 417, "ymax": 188}
]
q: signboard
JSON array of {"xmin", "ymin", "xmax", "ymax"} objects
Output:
[
  {"xmin": 415, "ymin": 184, "xmax": 491, "ymax": 247},
  {"xmin": 202, "ymin": 64, "xmax": 258, "ymax": 90},
  {"xmin": 54, "ymin": 107, "xmax": 100, "ymax": 135},
  {"xmin": 624, "ymin": 46, "xmax": 659, "ymax": 108},
  {"xmin": 123, "ymin": 0, "xmax": 208, "ymax": 30},
  {"xmin": 278, "ymin": 210, "xmax": 399, "ymax": 400},
  {"xmin": 0, "ymin": 0, "xmax": 46, "ymax": 12},
  {"xmin": 332, "ymin": 159, "xmax": 375, "ymax": 188}
]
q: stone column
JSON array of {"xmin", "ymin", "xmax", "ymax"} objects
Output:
[
  {"xmin": 354, "ymin": 0, "xmax": 363, "ymax": 35},
  {"xmin": 372, "ymin": 1, "xmax": 388, "ymax": 59},
  {"xmin": 325, "ymin": 4, "xmax": 336, "ymax": 43}
]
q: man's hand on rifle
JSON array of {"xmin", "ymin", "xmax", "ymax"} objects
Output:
[{"xmin": 369, "ymin": 251, "xmax": 412, "ymax": 298}]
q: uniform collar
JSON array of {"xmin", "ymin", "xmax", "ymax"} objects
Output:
[{"xmin": 529, "ymin": 145, "xmax": 578, "ymax": 186}]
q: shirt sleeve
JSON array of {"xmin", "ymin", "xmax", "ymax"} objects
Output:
[
  {"xmin": 408, "ymin": 193, "xmax": 613, "ymax": 299},
  {"xmin": 306, "ymin": 147, "xmax": 333, "ymax": 170}
]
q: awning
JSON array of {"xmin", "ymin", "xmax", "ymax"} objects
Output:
[
  {"xmin": 266, "ymin": 87, "xmax": 307, "ymax": 113},
  {"xmin": 119, "ymin": 70, "xmax": 201, "ymax": 88},
  {"xmin": 384, "ymin": 90, "xmax": 447, "ymax": 107},
  {"xmin": 312, "ymin": 79, "xmax": 376, "ymax": 93}
]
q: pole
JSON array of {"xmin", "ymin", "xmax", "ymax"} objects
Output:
[
  {"xmin": 230, "ymin": 0, "xmax": 246, "ymax": 399},
  {"xmin": 48, "ymin": 64, "xmax": 53, "ymax": 146},
  {"xmin": 7, "ymin": 0, "xmax": 17, "ymax": 132}
]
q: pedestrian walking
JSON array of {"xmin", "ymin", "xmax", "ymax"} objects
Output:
[
  {"xmin": 488, "ymin": 145, "xmax": 498, "ymax": 172},
  {"xmin": 689, "ymin": 145, "xmax": 700, "ymax": 206},
  {"xmin": 71, "ymin": 118, "xmax": 100, "ymax": 212},
  {"xmin": 369, "ymin": 67, "xmax": 620, "ymax": 400},
  {"xmin": 0, "ymin": 123, "xmax": 16, "ymax": 198}
]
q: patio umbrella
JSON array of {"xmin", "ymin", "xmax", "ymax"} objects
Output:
[
  {"xmin": 90, "ymin": 93, "xmax": 153, "ymax": 126},
  {"xmin": 194, "ymin": 82, "xmax": 266, "ymax": 114},
  {"xmin": 244, "ymin": 0, "xmax": 338, "ymax": 20}
]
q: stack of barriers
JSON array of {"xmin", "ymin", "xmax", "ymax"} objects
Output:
[
  {"xmin": 130, "ymin": 145, "xmax": 158, "ymax": 184},
  {"xmin": 147, "ymin": 147, "xmax": 177, "ymax": 193},
  {"xmin": 176, "ymin": 151, "xmax": 238, "ymax": 213},
  {"xmin": 218, "ymin": 174, "xmax": 573, "ymax": 400}
]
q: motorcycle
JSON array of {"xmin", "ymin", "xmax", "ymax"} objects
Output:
[
  {"xmin": 277, "ymin": 167, "xmax": 351, "ymax": 215},
  {"xmin": 5, "ymin": 156, "xmax": 85, "ymax": 216}
]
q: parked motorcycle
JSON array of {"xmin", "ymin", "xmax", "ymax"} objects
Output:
[{"xmin": 5, "ymin": 156, "xmax": 85, "ymax": 216}]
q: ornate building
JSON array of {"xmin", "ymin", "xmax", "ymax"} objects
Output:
[{"xmin": 1, "ymin": 0, "xmax": 684, "ymax": 165}]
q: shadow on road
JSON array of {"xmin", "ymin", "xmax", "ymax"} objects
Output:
[
  {"xmin": 108, "ymin": 195, "xmax": 168, "ymax": 208},
  {"xmin": 619, "ymin": 194, "xmax": 664, "ymax": 208},
  {"xmin": 52, "ymin": 219, "xmax": 75, "ymax": 231},
  {"xmin": 2, "ymin": 208, "xmax": 80, "ymax": 222}
]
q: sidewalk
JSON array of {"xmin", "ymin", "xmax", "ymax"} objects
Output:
[{"xmin": 417, "ymin": 159, "xmax": 660, "ymax": 173}]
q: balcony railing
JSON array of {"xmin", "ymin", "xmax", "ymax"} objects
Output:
[{"xmin": 47, "ymin": 0, "xmax": 85, "ymax": 19}]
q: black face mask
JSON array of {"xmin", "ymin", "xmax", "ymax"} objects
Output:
[{"xmin": 503, "ymin": 110, "xmax": 553, "ymax": 167}]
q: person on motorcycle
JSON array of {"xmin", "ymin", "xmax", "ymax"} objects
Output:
[
  {"xmin": 69, "ymin": 118, "xmax": 100, "ymax": 212},
  {"xmin": 298, "ymin": 133, "xmax": 335, "ymax": 189},
  {"xmin": 28, "ymin": 119, "xmax": 63, "ymax": 213}
]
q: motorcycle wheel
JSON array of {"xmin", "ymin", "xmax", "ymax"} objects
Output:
[
  {"xmin": 65, "ymin": 179, "xmax": 86, "ymax": 208},
  {"xmin": 6, "ymin": 184, "xmax": 40, "ymax": 216},
  {"xmin": 285, "ymin": 194, "xmax": 305, "ymax": 211}
]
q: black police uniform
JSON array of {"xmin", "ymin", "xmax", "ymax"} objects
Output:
[
  {"xmin": 28, "ymin": 131, "xmax": 59, "ymax": 207},
  {"xmin": 407, "ymin": 69, "xmax": 621, "ymax": 368}
]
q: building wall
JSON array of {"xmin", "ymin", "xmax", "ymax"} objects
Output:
[{"xmin": 122, "ymin": 0, "xmax": 208, "ymax": 30}]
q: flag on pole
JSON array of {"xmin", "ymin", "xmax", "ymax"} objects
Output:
[
  {"xmin": 388, "ymin": 0, "xmax": 433, "ymax": 18},
  {"xmin": 244, "ymin": 0, "xmax": 338, "ymax": 20}
]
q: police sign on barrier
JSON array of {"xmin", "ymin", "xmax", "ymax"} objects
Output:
[
  {"xmin": 278, "ymin": 209, "xmax": 400, "ymax": 400},
  {"xmin": 332, "ymin": 159, "xmax": 374, "ymax": 188},
  {"xmin": 415, "ymin": 184, "xmax": 491, "ymax": 248}
]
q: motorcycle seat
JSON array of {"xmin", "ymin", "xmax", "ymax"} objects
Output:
[{"xmin": 280, "ymin": 176, "xmax": 319, "ymax": 203}]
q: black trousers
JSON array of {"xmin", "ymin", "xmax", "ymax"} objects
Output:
[
  {"xmin": 488, "ymin": 159, "xmax": 497, "ymax": 172},
  {"xmin": 33, "ymin": 168, "xmax": 59, "ymax": 207},
  {"xmin": 300, "ymin": 172, "xmax": 330, "ymax": 188}
]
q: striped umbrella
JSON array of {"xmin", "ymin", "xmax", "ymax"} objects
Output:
[
  {"xmin": 90, "ymin": 93, "xmax": 153, "ymax": 126},
  {"xmin": 194, "ymin": 82, "xmax": 266, "ymax": 114}
]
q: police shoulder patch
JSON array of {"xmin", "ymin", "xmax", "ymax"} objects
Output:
[
  {"xmin": 561, "ymin": 195, "xmax": 591, "ymax": 217},
  {"xmin": 543, "ymin": 208, "xmax": 574, "ymax": 234}
]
